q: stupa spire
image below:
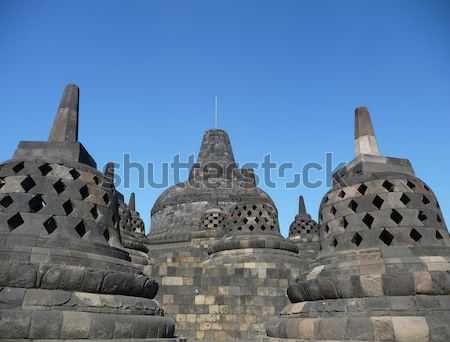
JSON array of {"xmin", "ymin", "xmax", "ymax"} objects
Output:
[
  {"xmin": 48, "ymin": 84, "xmax": 79, "ymax": 142},
  {"xmin": 298, "ymin": 196, "xmax": 307, "ymax": 216},
  {"xmin": 354, "ymin": 106, "xmax": 380, "ymax": 157},
  {"xmin": 129, "ymin": 192, "xmax": 136, "ymax": 211}
]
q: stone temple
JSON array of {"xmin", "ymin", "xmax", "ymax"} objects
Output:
[{"xmin": 0, "ymin": 85, "xmax": 449, "ymax": 342}]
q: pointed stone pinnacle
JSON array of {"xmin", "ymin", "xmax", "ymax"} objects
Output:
[
  {"xmin": 129, "ymin": 192, "xmax": 136, "ymax": 211},
  {"xmin": 103, "ymin": 162, "xmax": 115, "ymax": 185},
  {"xmin": 299, "ymin": 196, "xmax": 307, "ymax": 216},
  {"xmin": 354, "ymin": 106, "xmax": 380, "ymax": 157},
  {"xmin": 48, "ymin": 84, "xmax": 80, "ymax": 142}
]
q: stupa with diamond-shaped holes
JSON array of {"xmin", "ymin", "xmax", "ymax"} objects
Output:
[
  {"xmin": 287, "ymin": 196, "xmax": 319, "ymax": 261},
  {"xmin": 0, "ymin": 84, "xmax": 175, "ymax": 340},
  {"xmin": 262, "ymin": 107, "xmax": 450, "ymax": 342}
]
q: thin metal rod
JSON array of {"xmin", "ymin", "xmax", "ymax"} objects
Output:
[{"xmin": 214, "ymin": 95, "xmax": 218, "ymax": 129}]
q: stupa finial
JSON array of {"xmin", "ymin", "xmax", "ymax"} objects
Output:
[
  {"xmin": 298, "ymin": 196, "xmax": 307, "ymax": 216},
  {"xmin": 48, "ymin": 84, "xmax": 79, "ymax": 142},
  {"xmin": 129, "ymin": 192, "xmax": 136, "ymax": 211},
  {"xmin": 354, "ymin": 106, "xmax": 380, "ymax": 157}
]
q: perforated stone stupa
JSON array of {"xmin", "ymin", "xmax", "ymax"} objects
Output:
[
  {"xmin": 146, "ymin": 128, "xmax": 306, "ymax": 340},
  {"xmin": 149, "ymin": 129, "xmax": 274, "ymax": 244},
  {"xmin": 288, "ymin": 196, "xmax": 319, "ymax": 261},
  {"xmin": 262, "ymin": 107, "xmax": 450, "ymax": 342},
  {"xmin": 0, "ymin": 84, "xmax": 175, "ymax": 340}
]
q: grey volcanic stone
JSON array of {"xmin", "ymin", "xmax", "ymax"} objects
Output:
[{"xmin": 0, "ymin": 84, "xmax": 175, "ymax": 340}]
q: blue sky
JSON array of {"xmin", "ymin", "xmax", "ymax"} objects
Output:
[{"xmin": 1, "ymin": 1, "xmax": 449, "ymax": 236}]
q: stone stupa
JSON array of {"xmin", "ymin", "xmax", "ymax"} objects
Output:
[
  {"xmin": 0, "ymin": 84, "xmax": 175, "ymax": 340},
  {"xmin": 288, "ymin": 196, "xmax": 319, "ymax": 261},
  {"xmin": 263, "ymin": 107, "xmax": 450, "ymax": 342}
]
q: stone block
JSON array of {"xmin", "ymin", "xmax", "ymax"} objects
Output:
[
  {"xmin": 299, "ymin": 318, "xmax": 319, "ymax": 340},
  {"xmin": 61, "ymin": 311, "xmax": 91, "ymax": 339},
  {"xmin": 392, "ymin": 316, "xmax": 429, "ymax": 341},
  {"xmin": 318, "ymin": 318, "xmax": 346, "ymax": 340},
  {"xmin": 347, "ymin": 317, "xmax": 374, "ymax": 340},
  {"xmin": 0, "ymin": 310, "xmax": 31, "ymax": 338},
  {"xmin": 372, "ymin": 316, "xmax": 395, "ymax": 341},
  {"xmin": 89, "ymin": 314, "xmax": 115, "ymax": 339},
  {"xmin": 29, "ymin": 310, "xmax": 62, "ymax": 338}
]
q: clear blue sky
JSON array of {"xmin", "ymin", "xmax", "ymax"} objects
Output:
[{"xmin": 1, "ymin": 1, "xmax": 449, "ymax": 236}]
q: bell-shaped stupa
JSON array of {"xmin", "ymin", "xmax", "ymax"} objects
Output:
[
  {"xmin": 264, "ymin": 107, "xmax": 450, "ymax": 342},
  {"xmin": 0, "ymin": 84, "xmax": 175, "ymax": 340}
]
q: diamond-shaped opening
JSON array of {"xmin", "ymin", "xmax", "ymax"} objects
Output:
[
  {"xmin": 242, "ymin": 205, "xmax": 247, "ymax": 210},
  {"xmin": 436, "ymin": 230, "xmax": 443, "ymax": 240},
  {"xmin": 340, "ymin": 217, "xmax": 348, "ymax": 229},
  {"xmin": 39, "ymin": 163, "xmax": 52, "ymax": 176},
  {"xmin": 372, "ymin": 195, "xmax": 384, "ymax": 209},
  {"xmin": 338, "ymin": 190, "xmax": 346, "ymax": 198},
  {"xmin": 249, "ymin": 225, "xmax": 254, "ymax": 231},
  {"xmin": 43, "ymin": 217, "xmax": 57, "ymax": 234},
  {"xmin": 407, "ymin": 180, "xmax": 416, "ymax": 190},
  {"xmin": 331, "ymin": 206, "xmax": 337, "ymax": 216},
  {"xmin": 351, "ymin": 232, "xmax": 363, "ymax": 247},
  {"xmin": 103, "ymin": 228, "xmax": 110, "ymax": 241},
  {"xmin": 348, "ymin": 200, "xmax": 358, "ymax": 213},
  {"xmin": 243, "ymin": 217, "xmax": 248, "ymax": 224},
  {"xmin": 400, "ymin": 193, "xmax": 410, "ymax": 205},
  {"xmin": 79, "ymin": 185, "xmax": 90, "ymax": 200},
  {"xmin": 29, "ymin": 194, "xmax": 46, "ymax": 213},
  {"xmin": 437, "ymin": 214, "xmax": 442, "ymax": 223},
  {"xmin": 0, "ymin": 178, "xmax": 5, "ymax": 190},
  {"xmin": 103, "ymin": 193, "xmax": 109, "ymax": 205},
  {"xmin": 247, "ymin": 210, "xmax": 252, "ymax": 216},
  {"xmin": 93, "ymin": 176, "xmax": 100, "ymax": 185},
  {"xmin": 331, "ymin": 237, "xmax": 338, "ymax": 248},
  {"xmin": 74, "ymin": 221, "xmax": 86, "ymax": 238},
  {"xmin": 0, "ymin": 195, "xmax": 13, "ymax": 208},
  {"xmin": 237, "ymin": 211, "xmax": 241, "ymax": 217},
  {"xmin": 261, "ymin": 224, "xmax": 266, "ymax": 231},
  {"xmin": 12, "ymin": 162, "xmax": 24, "ymax": 173},
  {"xmin": 255, "ymin": 217, "xmax": 260, "ymax": 223},
  {"xmin": 382, "ymin": 180, "xmax": 394, "ymax": 192},
  {"xmin": 418, "ymin": 210, "xmax": 427, "ymax": 222},
  {"xmin": 379, "ymin": 229, "xmax": 394, "ymax": 246},
  {"xmin": 53, "ymin": 179, "xmax": 66, "ymax": 195},
  {"xmin": 112, "ymin": 214, "xmax": 117, "ymax": 225},
  {"xmin": 390, "ymin": 209, "xmax": 403, "ymax": 224},
  {"xmin": 422, "ymin": 195, "xmax": 430, "ymax": 205},
  {"xmin": 358, "ymin": 183, "xmax": 368, "ymax": 195},
  {"xmin": 7, "ymin": 213, "xmax": 24, "ymax": 231},
  {"xmin": 237, "ymin": 226, "xmax": 242, "ymax": 231},
  {"xmin": 62, "ymin": 200, "xmax": 73, "ymax": 215},
  {"xmin": 69, "ymin": 169, "xmax": 81, "ymax": 180},
  {"xmin": 410, "ymin": 228, "xmax": 422, "ymax": 242},
  {"xmin": 252, "ymin": 204, "xmax": 257, "ymax": 210},
  {"xmin": 362, "ymin": 213, "xmax": 375, "ymax": 228},
  {"xmin": 270, "ymin": 225, "xmax": 275, "ymax": 231},
  {"xmin": 325, "ymin": 224, "xmax": 330, "ymax": 233},
  {"xmin": 21, "ymin": 176, "xmax": 36, "ymax": 192}
]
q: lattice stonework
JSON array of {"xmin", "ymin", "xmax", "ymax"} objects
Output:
[
  {"xmin": 289, "ymin": 217, "xmax": 318, "ymax": 237},
  {"xmin": 318, "ymin": 176, "xmax": 449, "ymax": 253},
  {"xmin": 226, "ymin": 202, "xmax": 280, "ymax": 235},
  {"xmin": 0, "ymin": 160, "xmax": 117, "ymax": 245},
  {"xmin": 198, "ymin": 208, "xmax": 226, "ymax": 232}
]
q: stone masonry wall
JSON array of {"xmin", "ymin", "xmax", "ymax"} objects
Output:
[{"xmin": 146, "ymin": 238, "xmax": 304, "ymax": 340}]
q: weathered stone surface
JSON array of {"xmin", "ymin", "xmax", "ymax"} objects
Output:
[{"xmin": 0, "ymin": 84, "xmax": 175, "ymax": 340}]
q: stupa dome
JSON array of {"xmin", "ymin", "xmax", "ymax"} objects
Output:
[{"xmin": 149, "ymin": 129, "xmax": 275, "ymax": 243}]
